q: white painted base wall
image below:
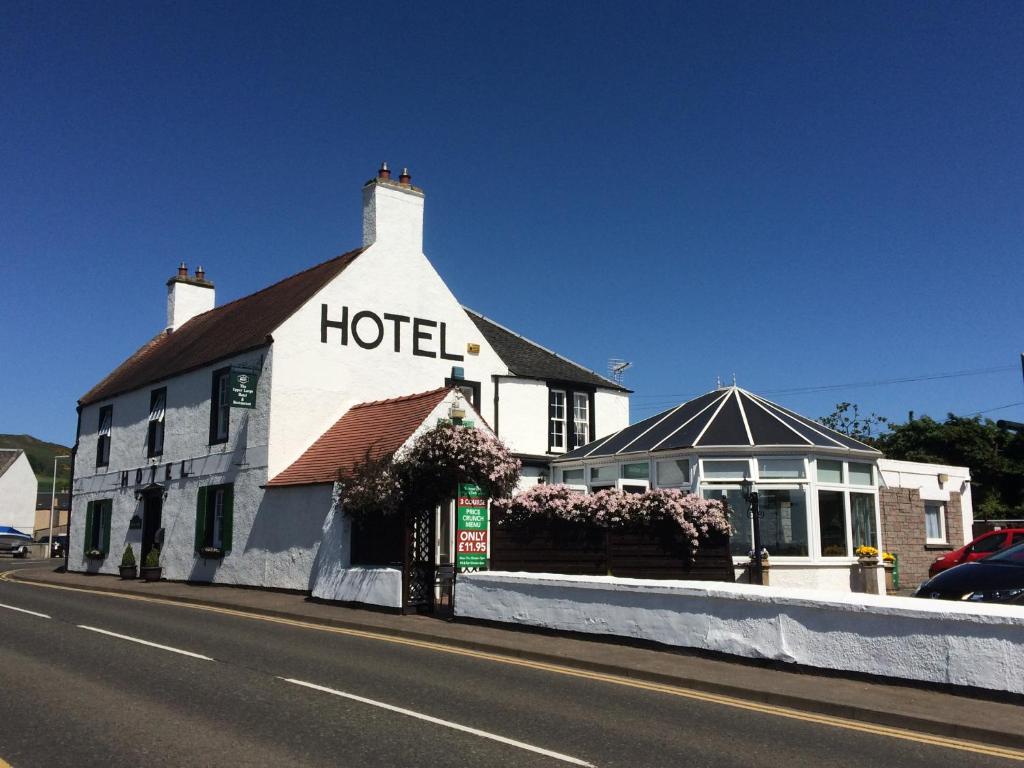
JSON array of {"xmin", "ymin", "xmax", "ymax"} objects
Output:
[{"xmin": 456, "ymin": 572, "xmax": 1024, "ymax": 694}]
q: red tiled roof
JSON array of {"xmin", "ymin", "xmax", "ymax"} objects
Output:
[
  {"xmin": 80, "ymin": 248, "xmax": 365, "ymax": 406},
  {"xmin": 267, "ymin": 387, "xmax": 452, "ymax": 487}
]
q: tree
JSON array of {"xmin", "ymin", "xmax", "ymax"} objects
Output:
[
  {"xmin": 873, "ymin": 414, "xmax": 1024, "ymax": 520},
  {"xmin": 819, "ymin": 402, "xmax": 888, "ymax": 443}
]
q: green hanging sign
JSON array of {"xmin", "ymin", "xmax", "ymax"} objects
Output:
[
  {"xmin": 230, "ymin": 369, "xmax": 258, "ymax": 408},
  {"xmin": 456, "ymin": 482, "xmax": 489, "ymax": 569}
]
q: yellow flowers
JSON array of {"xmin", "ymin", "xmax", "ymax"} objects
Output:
[
  {"xmin": 882, "ymin": 551, "xmax": 896, "ymax": 563},
  {"xmin": 855, "ymin": 545, "xmax": 879, "ymax": 558}
]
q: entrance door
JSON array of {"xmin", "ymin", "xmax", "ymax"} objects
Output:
[{"xmin": 141, "ymin": 492, "xmax": 163, "ymax": 562}]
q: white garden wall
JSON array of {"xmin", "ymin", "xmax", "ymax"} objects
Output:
[{"xmin": 456, "ymin": 572, "xmax": 1024, "ymax": 694}]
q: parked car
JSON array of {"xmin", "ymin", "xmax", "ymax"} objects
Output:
[
  {"xmin": 36, "ymin": 534, "xmax": 67, "ymax": 558},
  {"xmin": 0, "ymin": 536, "xmax": 30, "ymax": 558},
  {"xmin": 913, "ymin": 541, "xmax": 1024, "ymax": 604},
  {"xmin": 927, "ymin": 528, "xmax": 1024, "ymax": 577}
]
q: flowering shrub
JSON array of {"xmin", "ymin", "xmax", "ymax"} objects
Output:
[
  {"xmin": 495, "ymin": 484, "xmax": 731, "ymax": 548},
  {"xmin": 340, "ymin": 423, "xmax": 521, "ymax": 519}
]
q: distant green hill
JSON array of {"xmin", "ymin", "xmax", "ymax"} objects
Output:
[{"xmin": 0, "ymin": 434, "xmax": 72, "ymax": 493}]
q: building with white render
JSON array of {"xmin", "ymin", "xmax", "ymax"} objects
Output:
[
  {"xmin": 70, "ymin": 165, "xmax": 629, "ymax": 608},
  {"xmin": 0, "ymin": 450, "xmax": 37, "ymax": 535}
]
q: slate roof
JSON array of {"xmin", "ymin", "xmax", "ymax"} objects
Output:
[
  {"xmin": 267, "ymin": 387, "xmax": 453, "ymax": 487},
  {"xmin": 80, "ymin": 248, "xmax": 365, "ymax": 406},
  {"xmin": 556, "ymin": 386, "xmax": 881, "ymax": 461},
  {"xmin": 463, "ymin": 308, "xmax": 629, "ymax": 392},
  {"xmin": 0, "ymin": 450, "xmax": 22, "ymax": 479}
]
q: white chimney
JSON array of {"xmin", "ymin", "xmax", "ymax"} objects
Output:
[
  {"xmin": 166, "ymin": 262, "xmax": 215, "ymax": 332},
  {"xmin": 362, "ymin": 162, "xmax": 424, "ymax": 253}
]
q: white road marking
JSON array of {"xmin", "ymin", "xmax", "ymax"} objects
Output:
[
  {"xmin": 77, "ymin": 625, "xmax": 214, "ymax": 661},
  {"xmin": 0, "ymin": 602, "xmax": 51, "ymax": 619},
  {"xmin": 280, "ymin": 677, "xmax": 595, "ymax": 767}
]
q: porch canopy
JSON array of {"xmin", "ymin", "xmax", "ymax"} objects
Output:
[{"xmin": 552, "ymin": 386, "xmax": 884, "ymax": 561}]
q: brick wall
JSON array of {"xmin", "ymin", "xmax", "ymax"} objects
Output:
[{"xmin": 880, "ymin": 489, "xmax": 963, "ymax": 587}]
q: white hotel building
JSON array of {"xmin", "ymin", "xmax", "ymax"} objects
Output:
[{"xmin": 70, "ymin": 166, "xmax": 629, "ymax": 608}]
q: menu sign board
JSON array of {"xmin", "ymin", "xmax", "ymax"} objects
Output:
[{"xmin": 456, "ymin": 482, "xmax": 488, "ymax": 569}]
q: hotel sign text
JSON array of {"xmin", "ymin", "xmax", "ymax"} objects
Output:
[{"xmin": 320, "ymin": 304, "xmax": 464, "ymax": 361}]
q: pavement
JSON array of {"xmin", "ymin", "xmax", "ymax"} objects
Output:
[{"xmin": 5, "ymin": 560, "xmax": 1024, "ymax": 754}]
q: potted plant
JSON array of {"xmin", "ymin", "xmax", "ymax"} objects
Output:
[
  {"xmin": 119, "ymin": 545, "xmax": 137, "ymax": 579},
  {"xmin": 140, "ymin": 548, "xmax": 162, "ymax": 581},
  {"xmin": 85, "ymin": 548, "xmax": 105, "ymax": 561},
  {"xmin": 198, "ymin": 545, "xmax": 225, "ymax": 559},
  {"xmin": 855, "ymin": 545, "xmax": 880, "ymax": 565},
  {"xmin": 882, "ymin": 551, "xmax": 896, "ymax": 592}
]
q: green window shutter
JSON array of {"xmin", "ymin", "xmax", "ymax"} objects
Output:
[
  {"xmin": 101, "ymin": 501, "xmax": 112, "ymax": 555},
  {"xmin": 195, "ymin": 486, "xmax": 208, "ymax": 552},
  {"xmin": 84, "ymin": 501, "xmax": 95, "ymax": 553},
  {"xmin": 222, "ymin": 484, "xmax": 234, "ymax": 552}
]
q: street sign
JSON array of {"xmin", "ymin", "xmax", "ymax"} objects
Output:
[
  {"xmin": 456, "ymin": 482, "xmax": 488, "ymax": 569},
  {"xmin": 230, "ymin": 369, "xmax": 258, "ymax": 408}
]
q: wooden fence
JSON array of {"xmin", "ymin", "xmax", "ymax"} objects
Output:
[{"xmin": 490, "ymin": 512, "xmax": 734, "ymax": 582}]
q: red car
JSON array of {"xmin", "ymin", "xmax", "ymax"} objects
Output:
[{"xmin": 928, "ymin": 528, "xmax": 1024, "ymax": 577}]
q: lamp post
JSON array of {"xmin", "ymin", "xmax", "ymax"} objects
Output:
[
  {"xmin": 49, "ymin": 455, "xmax": 70, "ymax": 558},
  {"xmin": 742, "ymin": 479, "xmax": 764, "ymax": 586}
]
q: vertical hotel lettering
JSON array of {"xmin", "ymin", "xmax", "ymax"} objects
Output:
[{"xmin": 321, "ymin": 304, "xmax": 464, "ymax": 360}]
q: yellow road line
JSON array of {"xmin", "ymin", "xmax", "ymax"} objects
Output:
[{"xmin": 4, "ymin": 568, "xmax": 1023, "ymax": 762}]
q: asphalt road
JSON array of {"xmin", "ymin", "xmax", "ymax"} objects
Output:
[{"xmin": 0, "ymin": 561, "xmax": 1019, "ymax": 768}]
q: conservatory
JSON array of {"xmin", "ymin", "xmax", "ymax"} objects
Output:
[{"xmin": 550, "ymin": 385, "xmax": 884, "ymax": 592}]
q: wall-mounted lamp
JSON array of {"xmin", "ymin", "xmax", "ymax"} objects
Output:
[{"xmin": 937, "ymin": 473, "xmax": 949, "ymax": 485}]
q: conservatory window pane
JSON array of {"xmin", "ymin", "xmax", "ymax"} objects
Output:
[
  {"xmin": 817, "ymin": 460, "xmax": 843, "ymax": 484},
  {"xmin": 849, "ymin": 463, "xmax": 874, "ymax": 486},
  {"xmin": 562, "ymin": 468, "xmax": 584, "ymax": 483},
  {"xmin": 621, "ymin": 462, "xmax": 649, "ymax": 480},
  {"xmin": 851, "ymin": 492, "xmax": 877, "ymax": 549},
  {"xmin": 757, "ymin": 458, "xmax": 805, "ymax": 479},
  {"xmin": 704, "ymin": 488, "xmax": 750, "ymax": 556},
  {"xmin": 703, "ymin": 460, "xmax": 749, "ymax": 480},
  {"xmin": 759, "ymin": 488, "xmax": 809, "ymax": 557},
  {"xmin": 656, "ymin": 459, "xmax": 690, "ymax": 487},
  {"xmin": 818, "ymin": 490, "xmax": 847, "ymax": 556},
  {"xmin": 590, "ymin": 465, "xmax": 616, "ymax": 482}
]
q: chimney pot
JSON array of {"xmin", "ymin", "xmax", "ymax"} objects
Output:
[
  {"xmin": 378, "ymin": 161, "xmax": 390, "ymax": 180},
  {"xmin": 178, "ymin": 262, "xmax": 188, "ymax": 277},
  {"xmin": 399, "ymin": 168, "xmax": 411, "ymax": 185},
  {"xmin": 195, "ymin": 266, "xmax": 205, "ymax": 281}
]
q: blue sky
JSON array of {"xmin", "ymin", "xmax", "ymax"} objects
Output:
[{"xmin": 2, "ymin": 1, "xmax": 1022, "ymax": 445}]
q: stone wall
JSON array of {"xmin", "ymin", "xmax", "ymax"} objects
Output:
[{"xmin": 880, "ymin": 488, "xmax": 963, "ymax": 587}]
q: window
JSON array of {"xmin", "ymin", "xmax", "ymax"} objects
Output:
[
  {"xmin": 970, "ymin": 532, "xmax": 1007, "ymax": 554},
  {"xmin": 848, "ymin": 463, "xmax": 874, "ymax": 486},
  {"xmin": 702, "ymin": 459, "xmax": 749, "ymax": 480},
  {"xmin": 84, "ymin": 499, "xmax": 112, "ymax": 555},
  {"xmin": 757, "ymin": 458, "xmax": 805, "ymax": 479},
  {"xmin": 818, "ymin": 490, "xmax": 847, "ymax": 556},
  {"xmin": 621, "ymin": 462, "xmax": 650, "ymax": 480},
  {"xmin": 210, "ymin": 368, "xmax": 230, "ymax": 444},
  {"xmin": 703, "ymin": 488, "xmax": 750, "ymax": 555},
  {"xmin": 816, "ymin": 460, "xmax": 843, "ymax": 484},
  {"xmin": 147, "ymin": 388, "xmax": 166, "ymax": 458},
  {"xmin": 924, "ymin": 501, "xmax": 946, "ymax": 543},
  {"xmin": 561, "ymin": 468, "xmax": 585, "ymax": 484},
  {"xmin": 590, "ymin": 465, "xmax": 616, "ymax": 483},
  {"xmin": 656, "ymin": 459, "xmax": 690, "ymax": 487},
  {"xmin": 850, "ymin": 492, "xmax": 877, "ymax": 549},
  {"xmin": 548, "ymin": 387, "xmax": 594, "ymax": 452},
  {"xmin": 96, "ymin": 405, "xmax": 112, "ymax": 467},
  {"xmin": 572, "ymin": 393, "xmax": 590, "ymax": 448},
  {"xmin": 195, "ymin": 483, "xmax": 233, "ymax": 552},
  {"xmin": 759, "ymin": 488, "xmax": 809, "ymax": 556},
  {"xmin": 548, "ymin": 389, "xmax": 566, "ymax": 450}
]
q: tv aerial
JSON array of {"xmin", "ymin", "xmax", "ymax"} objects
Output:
[{"xmin": 608, "ymin": 359, "xmax": 632, "ymax": 385}]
